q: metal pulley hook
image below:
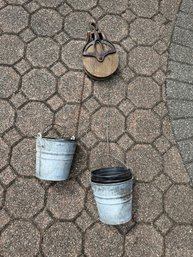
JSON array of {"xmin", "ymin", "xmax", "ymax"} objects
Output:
[{"xmin": 90, "ymin": 22, "xmax": 98, "ymax": 31}]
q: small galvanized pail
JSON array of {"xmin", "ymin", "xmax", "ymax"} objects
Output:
[
  {"xmin": 36, "ymin": 133, "xmax": 77, "ymax": 181},
  {"xmin": 91, "ymin": 167, "xmax": 133, "ymax": 225}
]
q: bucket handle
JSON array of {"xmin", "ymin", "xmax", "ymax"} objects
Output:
[{"xmin": 36, "ymin": 124, "xmax": 75, "ymax": 140}]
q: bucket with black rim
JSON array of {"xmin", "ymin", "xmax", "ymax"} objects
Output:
[
  {"xmin": 36, "ymin": 125, "xmax": 77, "ymax": 181},
  {"xmin": 91, "ymin": 158, "xmax": 133, "ymax": 225}
]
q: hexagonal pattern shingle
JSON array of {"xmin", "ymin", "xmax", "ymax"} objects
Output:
[
  {"xmin": 165, "ymin": 225, "xmax": 193, "ymax": 257},
  {"xmin": 5, "ymin": 178, "xmax": 44, "ymax": 218},
  {"xmin": 153, "ymin": 173, "xmax": 172, "ymax": 192},
  {"xmin": 133, "ymin": 183, "xmax": 163, "ymax": 222},
  {"xmin": 1, "ymin": 220, "xmax": 40, "ymax": 257},
  {"xmin": 75, "ymin": 210, "xmax": 93, "ymax": 232},
  {"xmin": 120, "ymin": 66, "xmax": 135, "ymax": 82},
  {"xmin": 47, "ymin": 181, "xmax": 85, "ymax": 219},
  {"xmin": 47, "ymin": 94, "xmax": 64, "ymax": 111},
  {"xmin": 121, "ymin": 9, "xmax": 136, "ymax": 23},
  {"xmin": 0, "ymin": 209, "xmax": 10, "ymax": 230},
  {"xmin": 54, "ymin": 31, "xmax": 70, "ymax": 45},
  {"xmin": 128, "ymin": 77, "xmax": 161, "ymax": 108},
  {"xmin": 126, "ymin": 144, "xmax": 162, "ymax": 182},
  {"xmin": 2, "ymin": 127, "xmax": 22, "ymax": 146},
  {"xmin": 154, "ymin": 102, "xmax": 168, "ymax": 118},
  {"xmin": 0, "ymin": 184, "xmax": 4, "ymax": 208},
  {"xmin": 0, "ymin": 166, "xmax": 17, "ymax": 186},
  {"xmin": 50, "ymin": 62, "xmax": 67, "ymax": 77},
  {"xmin": 26, "ymin": 37, "xmax": 59, "ymax": 67},
  {"xmin": 94, "ymin": 76, "xmax": 126, "ymax": 105},
  {"xmin": 90, "ymin": 6, "xmax": 104, "ymax": 19},
  {"xmin": 164, "ymin": 146, "xmax": 190, "ymax": 183},
  {"xmin": 34, "ymin": 210, "xmax": 53, "ymax": 230},
  {"xmin": 125, "ymin": 224, "xmax": 163, "ymax": 257},
  {"xmin": 92, "ymin": 107, "xmax": 125, "ymax": 141},
  {"xmin": 11, "ymin": 138, "xmax": 35, "ymax": 177},
  {"xmin": 129, "ymin": 46, "xmax": 160, "ymax": 75},
  {"xmin": 0, "ymin": 6, "xmax": 28, "ymax": 33},
  {"xmin": 127, "ymin": 110, "xmax": 161, "ymax": 143},
  {"xmin": 154, "ymin": 135, "xmax": 171, "ymax": 154},
  {"xmin": 36, "ymin": 0, "xmax": 63, "ymax": 7},
  {"xmin": 67, "ymin": 0, "xmax": 97, "ymax": 10},
  {"xmin": 10, "ymin": 92, "xmax": 27, "ymax": 109},
  {"xmin": 0, "ymin": 35, "xmax": 24, "ymax": 65},
  {"xmin": 85, "ymin": 223, "xmax": 124, "ymax": 257},
  {"xmin": 58, "ymin": 71, "xmax": 92, "ymax": 103},
  {"xmin": 121, "ymin": 37, "xmax": 135, "ymax": 53},
  {"xmin": 89, "ymin": 142, "xmax": 124, "ymax": 170},
  {"xmin": 31, "ymin": 9, "xmax": 63, "ymax": 36},
  {"xmin": 0, "ymin": 66, "xmax": 20, "ymax": 98},
  {"xmin": 0, "ymin": 1, "xmax": 192, "ymax": 256},
  {"xmin": 70, "ymin": 143, "xmax": 88, "ymax": 176},
  {"xmin": 61, "ymin": 40, "xmax": 85, "ymax": 70},
  {"xmin": 117, "ymin": 133, "xmax": 134, "ymax": 151},
  {"xmin": 153, "ymin": 70, "xmax": 166, "ymax": 85},
  {"xmin": 42, "ymin": 222, "xmax": 82, "ymax": 257},
  {"xmin": 0, "ymin": 139, "xmax": 9, "ymax": 170},
  {"xmin": 0, "ymin": 100, "xmax": 15, "ymax": 134},
  {"xmin": 98, "ymin": 15, "xmax": 128, "ymax": 41},
  {"xmin": 6, "ymin": 0, "xmax": 28, "ymax": 3},
  {"xmin": 55, "ymin": 104, "xmax": 89, "ymax": 137},
  {"xmin": 16, "ymin": 102, "xmax": 53, "ymax": 137},
  {"xmin": 24, "ymin": 1, "xmax": 40, "ymax": 13},
  {"xmin": 154, "ymin": 213, "xmax": 173, "ymax": 235},
  {"xmin": 154, "ymin": 40, "xmax": 168, "ymax": 54},
  {"xmin": 14, "ymin": 59, "xmax": 31, "ymax": 75},
  {"xmin": 160, "ymin": 0, "xmax": 181, "ymax": 20},
  {"xmin": 116, "ymin": 219, "xmax": 136, "ymax": 235},
  {"xmin": 163, "ymin": 116, "xmax": 176, "ymax": 144},
  {"xmin": 86, "ymin": 189, "xmax": 98, "ymax": 220},
  {"xmin": 19, "ymin": 28, "xmax": 36, "ymax": 43},
  {"xmin": 57, "ymin": 3, "xmax": 72, "ymax": 17},
  {"xmin": 130, "ymin": 0, "xmax": 159, "ymax": 18},
  {"xmin": 65, "ymin": 12, "xmax": 94, "ymax": 39},
  {"xmin": 79, "ymin": 169, "xmax": 91, "ymax": 189},
  {"xmin": 118, "ymin": 99, "xmax": 135, "ymax": 116},
  {"xmin": 165, "ymin": 185, "xmax": 193, "ymax": 223},
  {"xmin": 130, "ymin": 18, "xmax": 160, "ymax": 45},
  {"xmin": 80, "ymin": 131, "xmax": 98, "ymax": 149},
  {"xmin": 114, "ymin": 43, "xmax": 128, "ymax": 70},
  {"xmin": 22, "ymin": 69, "xmax": 56, "ymax": 101},
  {"xmin": 84, "ymin": 97, "xmax": 100, "ymax": 114},
  {"xmin": 99, "ymin": 0, "xmax": 128, "ymax": 14}
]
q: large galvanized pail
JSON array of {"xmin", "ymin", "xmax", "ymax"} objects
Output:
[
  {"xmin": 36, "ymin": 134, "xmax": 77, "ymax": 181},
  {"xmin": 91, "ymin": 167, "xmax": 133, "ymax": 225}
]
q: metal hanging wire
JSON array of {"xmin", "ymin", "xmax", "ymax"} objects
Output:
[
  {"xmin": 75, "ymin": 72, "xmax": 86, "ymax": 139},
  {"xmin": 104, "ymin": 83, "xmax": 128, "ymax": 169},
  {"xmin": 106, "ymin": 85, "xmax": 111, "ymax": 162}
]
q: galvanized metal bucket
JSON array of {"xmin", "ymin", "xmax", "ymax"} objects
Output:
[
  {"xmin": 91, "ymin": 166, "xmax": 133, "ymax": 225},
  {"xmin": 36, "ymin": 133, "xmax": 77, "ymax": 181}
]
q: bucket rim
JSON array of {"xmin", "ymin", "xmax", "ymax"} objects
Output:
[
  {"xmin": 91, "ymin": 166, "xmax": 132, "ymax": 184},
  {"xmin": 37, "ymin": 136, "xmax": 76, "ymax": 142}
]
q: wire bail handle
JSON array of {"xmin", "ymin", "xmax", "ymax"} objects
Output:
[{"xmin": 36, "ymin": 124, "xmax": 75, "ymax": 140}]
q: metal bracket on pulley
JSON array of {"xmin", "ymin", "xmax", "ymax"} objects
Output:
[{"xmin": 82, "ymin": 23, "xmax": 116, "ymax": 62}]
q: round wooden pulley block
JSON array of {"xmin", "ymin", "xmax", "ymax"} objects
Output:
[{"xmin": 82, "ymin": 23, "xmax": 119, "ymax": 80}]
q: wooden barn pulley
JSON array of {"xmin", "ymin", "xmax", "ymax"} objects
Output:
[{"xmin": 82, "ymin": 23, "xmax": 119, "ymax": 80}]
